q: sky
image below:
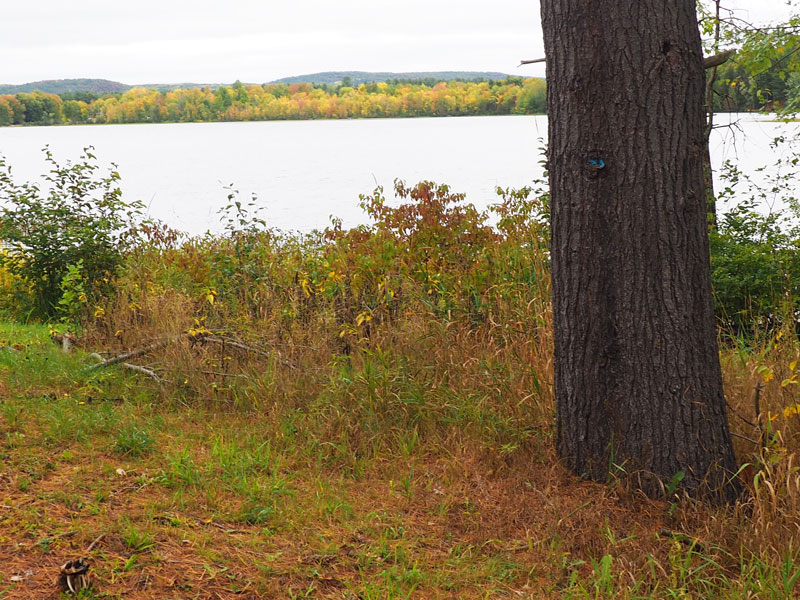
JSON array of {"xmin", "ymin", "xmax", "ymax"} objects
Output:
[{"xmin": 1, "ymin": 1, "xmax": 795, "ymax": 85}]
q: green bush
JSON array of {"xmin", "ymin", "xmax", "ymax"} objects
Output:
[
  {"xmin": 0, "ymin": 147, "xmax": 143, "ymax": 320},
  {"xmin": 710, "ymin": 158, "xmax": 800, "ymax": 336}
]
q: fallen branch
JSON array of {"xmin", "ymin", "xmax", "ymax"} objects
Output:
[
  {"xmin": 86, "ymin": 338, "xmax": 172, "ymax": 371},
  {"xmin": 85, "ymin": 331, "xmax": 293, "ymax": 379},
  {"xmin": 201, "ymin": 336, "xmax": 271, "ymax": 358},
  {"xmin": 199, "ymin": 335, "xmax": 294, "ymax": 369},
  {"xmin": 121, "ymin": 362, "xmax": 162, "ymax": 384}
]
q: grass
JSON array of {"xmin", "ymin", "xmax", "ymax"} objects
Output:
[
  {"xmin": 0, "ymin": 182, "xmax": 799, "ymax": 598},
  {"xmin": 0, "ymin": 324, "xmax": 799, "ymax": 599}
]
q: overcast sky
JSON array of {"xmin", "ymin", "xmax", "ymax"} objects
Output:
[{"xmin": 1, "ymin": 1, "xmax": 795, "ymax": 85}]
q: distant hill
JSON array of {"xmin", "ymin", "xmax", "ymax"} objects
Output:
[
  {"xmin": 137, "ymin": 82, "xmax": 225, "ymax": 92},
  {"xmin": 0, "ymin": 79, "xmax": 241, "ymax": 95},
  {"xmin": 0, "ymin": 78, "xmax": 131, "ymax": 95},
  {"xmin": 0, "ymin": 72, "xmax": 518, "ymax": 96},
  {"xmin": 270, "ymin": 71, "xmax": 514, "ymax": 85}
]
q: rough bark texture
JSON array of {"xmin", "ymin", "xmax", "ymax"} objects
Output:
[{"xmin": 540, "ymin": 0, "xmax": 739, "ymax": 500}]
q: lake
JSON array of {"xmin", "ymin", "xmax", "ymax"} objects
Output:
[{"xmin": 0, "ymin": 114, "xmax": 795, "ymax": 235}]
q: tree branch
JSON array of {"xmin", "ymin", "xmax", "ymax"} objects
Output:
[
  {"xmin": 520, "ymin": 50, "xmax": 736, "ymax": 70},
  {"xmin": 703, "ymin": 49, "xmax": 736, "ymax": 69}
]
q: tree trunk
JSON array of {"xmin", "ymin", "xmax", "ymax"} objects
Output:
[{"xmin": 540, "ymin": 0, "xmax": 740, "ymax": 501}]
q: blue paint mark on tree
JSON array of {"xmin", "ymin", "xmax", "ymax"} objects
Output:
[{"xmin": 589, "ymin": 157, "xmax": 605, "ymax": 169}]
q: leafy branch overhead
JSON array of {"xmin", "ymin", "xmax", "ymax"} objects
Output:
[{"xmin": 698, "ymin": 1, "xmax": 800, "ymax": 114}]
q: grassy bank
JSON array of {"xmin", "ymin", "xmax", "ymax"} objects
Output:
[{"xmin": 1, "ymin": 181, "xmax": 800, "ymax": 598}]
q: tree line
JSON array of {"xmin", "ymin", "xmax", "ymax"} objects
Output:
[
  {"xmin": 712, "ymin": 61, "xmax": 799, "ymax": 111},
  {"xmin": 0, "ymin": 78, "xmax": 547, "ymax": 126}
]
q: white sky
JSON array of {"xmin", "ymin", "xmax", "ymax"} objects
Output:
[{"xmin": 1, "ymin": 1, "xmax": 795, "ymax": 85}]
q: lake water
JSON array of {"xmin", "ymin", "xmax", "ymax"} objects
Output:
[{"xmin": 0, "ymin": 114, "xmax": 796, "ymax": 235}]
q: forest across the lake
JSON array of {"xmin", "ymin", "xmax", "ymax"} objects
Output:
[{"xmin": 0, "ymin": 78, "xmax": 547, "ymax": 126}]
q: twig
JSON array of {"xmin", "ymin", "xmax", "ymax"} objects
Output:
[
  {"xmin": 754, "ymin": 382, "xmax": 766, "ymax": 449},
  {"xmin": 86, "ymin": 533, "xmax": 105, "ymax": 553},
  {"xmin": 731, "ymin": 431, "xmax": 760, "ymax": 445},
  {"xmin": 723, "ymin": 396, "xmax": 758, "ymax": 429},
  {"xmin": 519, "ymin": 58, "xmax": 546, "ymax": 65},
  {"xmin": 89, "ymin": 348, "xmax": 162, "ymax": 382}
]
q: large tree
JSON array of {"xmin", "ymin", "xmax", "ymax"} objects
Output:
[{"xmin": 540, "ymin": 0, "xmax": 740, "ymax": 501}]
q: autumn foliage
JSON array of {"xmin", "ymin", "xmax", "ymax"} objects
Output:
[{"xmin": 0, "ymin": 78, "xmax": 546, "ymax": 126}]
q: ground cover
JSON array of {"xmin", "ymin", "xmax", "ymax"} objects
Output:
[{"xmin": 0, "ymin": 317, "xmax": 799, "ymax": 599}]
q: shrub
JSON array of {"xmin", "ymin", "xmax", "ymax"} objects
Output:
[
  {"xmin": 0, "ymin": 147, "xmax": 143, "ymax": 320},
  {"xmin": 710, "ymin": 157, "xmax": 800, "ymax": 336}
]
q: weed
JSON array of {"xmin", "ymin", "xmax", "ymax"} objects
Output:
[
  {"xmin": 113, "ymin": 426, "xmax": 155, "ymax": 457},
  {"xmin": 163, "ymin": 449, "xmax": 202, "ymax": 488},
  {"xmin": 120, "ymin": 518, "xmax": 156, "ymax": 552},
  {"xmin": 237, "ymin": 504, "xmax": 274, "ymax": 525}
]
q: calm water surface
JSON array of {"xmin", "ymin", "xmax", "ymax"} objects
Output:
[{"xmin": 0, "ymin": 114, "xmax": 795, "ymax": 235}]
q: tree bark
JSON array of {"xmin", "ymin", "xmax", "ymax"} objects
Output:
[{"xmin": 540, "ymin": 0, "xmax": 740, "ymax": 501}]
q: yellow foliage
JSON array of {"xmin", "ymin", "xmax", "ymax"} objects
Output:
[
  {"xmin": 757, "ymin": 365, "xmax": 775, "ymax": 383},
  {"xmin": 784, "ymin": 404, "xmax": 800, "ymax": 418}
]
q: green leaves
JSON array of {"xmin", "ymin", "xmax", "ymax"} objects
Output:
[
  {"xmin": 0, "ymin": 147, "xmax": 144, "ymax": 319},
  {"xmin": 710, "ymin": 151, "xmax": 800, "ymax": 335}
]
